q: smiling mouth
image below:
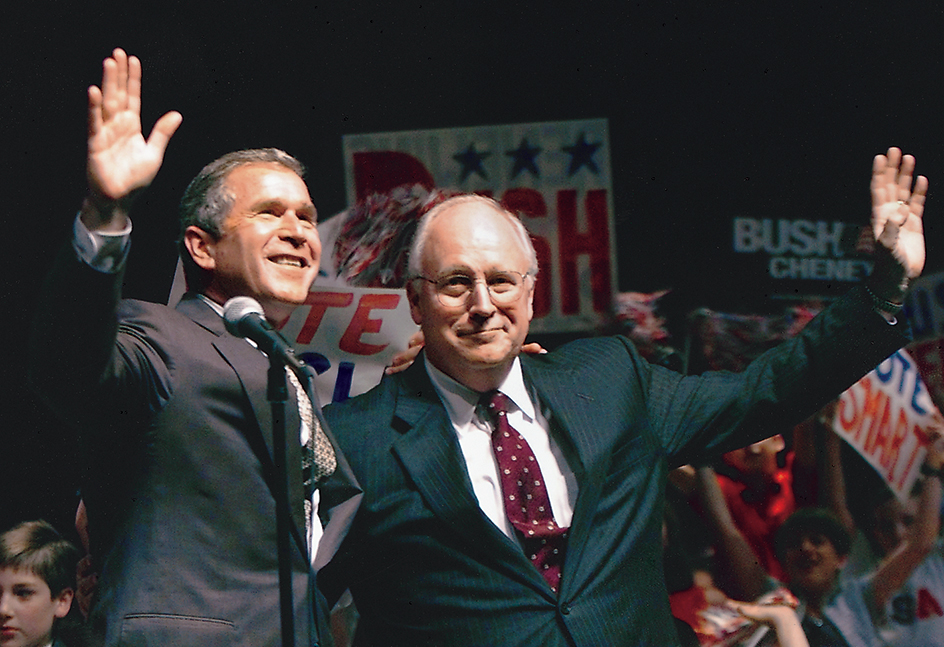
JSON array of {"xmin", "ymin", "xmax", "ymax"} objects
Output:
[
  {"xmin": 795, "ymin": 557, "xmax": 820, "ymax": 571},
  {"xmin": 269, "ymin": 255, "xmax": 308, "ymax": 268},
  {"xmin": 458, "ymin": 327, "xmax": 503, "ymax": 338}
]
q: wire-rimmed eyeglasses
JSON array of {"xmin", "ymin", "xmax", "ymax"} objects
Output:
[{"xmin": 414, "ymin": 270, "xmax": 531, "ymax": 308}]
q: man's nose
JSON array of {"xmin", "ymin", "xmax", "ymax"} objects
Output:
[
  {"xmin": 747, "ymin": 440, "xmax": 767, "ymax": 454},
  {"xmin": 279, "ymin": 212, "xmax": 310, "ymax": 243},
  {"xmin": 467, "ymin": 281, "xmax": 495, "ymax": 314}
]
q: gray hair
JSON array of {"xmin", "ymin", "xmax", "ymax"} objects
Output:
[
  {"xmin": 407, "ymin": 194, "xmax": 539, "ymax": 278},
  {"xmin": 177, "ymin": 148, "xmax": 306, "ymax": 290}
]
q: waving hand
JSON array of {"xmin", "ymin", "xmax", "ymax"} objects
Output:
[
  {"xmin": 868, "ymin": 147, "xmax": 928, "ymax": 302},
  {"xmin": 83, "ymin": 48, "xmax": 182, "ymax": 230}
]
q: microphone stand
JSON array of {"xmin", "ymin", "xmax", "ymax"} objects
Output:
[{"xmin": 267, "ymin": 359, "xmax": 295, "ymax": 647}]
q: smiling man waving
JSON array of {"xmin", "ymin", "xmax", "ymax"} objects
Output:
[{"xmin": 28, "ymin": 48, "xmax": 360, "ymax": 647}]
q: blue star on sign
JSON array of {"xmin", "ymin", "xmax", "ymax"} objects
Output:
[
  {"xmin": 505, "ymin": 138, "xmax": 542, "ymax": 179},
  {"xmin": 562, "ymin": 132, "xmax": 601, "ymax": 176},
  {"xmin": 453, "ymin": 143, "xmax": 491, "ymax": 181}
]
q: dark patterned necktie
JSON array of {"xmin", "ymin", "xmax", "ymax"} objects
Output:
[
  {"xmin": 481, "ymin": 390, "xmax": 568, "ymax": 593},
  {"xmin": 287, "ymin": 368, "xmax": 336, "ymax": 541}
]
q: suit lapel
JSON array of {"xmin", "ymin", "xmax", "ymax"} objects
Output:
[
  {"xmin": 390, "ymin": 363, "xmax": 500, "ymax": 541},
  {"xmin": 391, "ymin": 362, "xmax": 553, "ymax": 595},
  {"xmin": 522, "ymin": 355, "xmax": 608, "ymax": 598},
  {"xmin": 176, "ymin": 294, "xmax": 310, "ymax": 555}
]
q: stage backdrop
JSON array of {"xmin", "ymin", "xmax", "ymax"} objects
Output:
[{"xmin": 339, "ymin": 118, "xmax": 616, "ymax": 335}]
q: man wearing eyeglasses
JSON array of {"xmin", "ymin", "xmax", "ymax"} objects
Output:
[{"xmin": 319, "ymin": 164, "xmax": 927, "ymax": 646}]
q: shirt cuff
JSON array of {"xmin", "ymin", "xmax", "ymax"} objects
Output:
[{"xmin": 72, "ymin": 213, "xmax": 132, "ymax": 273}]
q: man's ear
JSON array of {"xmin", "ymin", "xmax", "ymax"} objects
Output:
[
  {"xmin": 53, "ymin": 587, "xmax": 74, "ymax": 619},
  {"xmin": 525, "ymin": 278, "xmax": 535, "ymax": 322},
  {"xmin": 407, "ymin": 280, "xmax": 423, "ymax": 325},
  {"xmin": 183, "ymin": 226, "xmax": 217, "ymax": 272}
]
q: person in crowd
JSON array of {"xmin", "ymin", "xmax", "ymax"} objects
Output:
[
  {"xmin": 318, "ymin": 146, "xmax": 927, "ymax": 646},
  {"xmin": 707, "ymin": 409, "xmax": 832, "ymax": 585},
  {"xmin": 0, "ymin": 520, "xmax": 84, "ymax": 647},
  {"xmin": 713, "ymin": 432, "xmax": 798, "ymax": 581},
  {"xmin": 862, "ymin": 480, "xmax": 944, "ymax": 647},
  {"xmin": 797, "ymin": 401, "xmax": 944, "ymax": 646},
  {"xmin": 694, "ymin": 417, "xmax": 943, "ymax": 647},
  {"xmin": 28, "ymin": 48, "xmax": 361, "ymax": 647},
  {"xmin": 775, "ymin": 483, "xmax": 932, "ymax": 647},
  {"xmin": 841, "ymin": 459, "xmax": 944, "ymax": 645}
]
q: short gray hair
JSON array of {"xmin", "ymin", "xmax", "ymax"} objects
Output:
[
  {"xmin": 177, "ymin": 148, "xmax": 306, "ymax": 290},
  {"xmin": 407, "ymin": 194, "xmax": 539, "ymax": 278}
]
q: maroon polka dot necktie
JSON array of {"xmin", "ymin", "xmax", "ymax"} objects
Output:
[{"xmin": 482, "ymin": 390, "xmax": 568, "ymax": 593}]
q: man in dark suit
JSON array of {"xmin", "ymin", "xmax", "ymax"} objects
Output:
[
  {"xmin": 319, "ymin": 154, "xmax": 928, "ymax": 645},
  {"xmin": 28, "ymin": 48, "xmax": 360, "ymax": 647}
]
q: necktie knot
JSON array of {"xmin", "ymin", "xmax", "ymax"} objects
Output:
[{"xmin": 481, "ymin": 390, "xmax": 512, "ymax": 427}]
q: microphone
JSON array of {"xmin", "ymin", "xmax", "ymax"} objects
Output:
[{"xmin": 223, "ymin": 296, "xmax": 306, "ymax": 371}]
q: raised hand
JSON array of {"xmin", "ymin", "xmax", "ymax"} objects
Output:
[
  {"xmin": 725, "ymin": 601, "xmax": 809, "ymax": 647},
  {"xmin": 84, "ymin": 48, "xmax": 182, "ymax": 229},
  {"xmin": 869, "ymin": 147, "xmax": 928, "ymax": 301}
]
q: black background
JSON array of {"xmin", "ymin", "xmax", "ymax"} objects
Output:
[{"xmin": 3, "ymin": 1, "xmax": 941, "ymax": 532}]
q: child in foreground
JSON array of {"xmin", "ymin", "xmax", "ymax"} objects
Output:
[{"xmin": 1, "ymin": 520, "xmax": 82, "ymax": 647}]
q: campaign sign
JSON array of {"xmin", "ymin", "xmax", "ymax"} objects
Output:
[
  {"xmin": 278, "ymin": 286, "xmax": 416, "ymax": 405},
  {"xmin": 909, "ymin": 336, "xmax": 944, "ymax": 414},
  {"xmin": 731, "ymin": 217, "xmax": 869, "ymax": 282},
  {"xmin": 169, "ymin": 263, "xmax": 416, "ymax": 405},
  {"xmin": 342, "ymin": 119, "xmax": 616, "ymax": 334},
  {"xmin": 903, "ymin": 270, "xmax": 944, "ymax": 343},
  {"xmin": 833, "ymin": 350, "xmax": 936, "ymax": 500}
]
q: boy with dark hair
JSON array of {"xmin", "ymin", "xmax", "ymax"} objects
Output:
[
  {"xmin": 693, "ymin": 423, "xmax": 943, "ymax": 647},
  {"xmin": 776, "ymin": 508, "xmax": 872, "ymax": 646},
  {"xmin": 776, "ymin": 442, "xmax": 942, "ymax": 647},
  {"xmin": 0, "ymin": 520, "xmax": 82, "ymax": 647}
]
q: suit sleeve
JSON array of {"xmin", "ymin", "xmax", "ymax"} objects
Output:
[
  {"xmin": 28, "ymin": 242, "xmax": 172, "ymax": 434},
  {"xmin": 649, "ymin": 285, "xmax": 910, "ymax": 465}
]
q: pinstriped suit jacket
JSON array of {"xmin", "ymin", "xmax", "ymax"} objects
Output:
[{"xmin": 320, "ymin": 286, "xmax": 907, "ymax": 647}]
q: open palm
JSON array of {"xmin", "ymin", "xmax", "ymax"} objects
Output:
[
  {"xmin": 86, "ymin": 48, "xmax": 181, "ymax": 207},
  {"xmin": 871, "ymin": 147, "xmax": 928, "ymax": 281}
]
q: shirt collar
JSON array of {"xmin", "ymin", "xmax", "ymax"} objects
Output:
[
  {"xmin": 197, "ymin": 293, "xmax": 224, "ymax": 317},
  {"xmin": 423, "ymin": 355, "xmax": 536, "ymax": 426}
]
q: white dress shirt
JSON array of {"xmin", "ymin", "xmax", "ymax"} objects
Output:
[{"xmin": 424, "ymin": 356, "xmax": 578, "ymax": 540}]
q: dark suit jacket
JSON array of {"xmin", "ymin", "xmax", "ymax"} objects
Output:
[
  {"xmin": 319, "ymin": 287, "xmax": 908, "ymax": 646},
  {"xmin": 29, "ymin": 245, "xmax": 361, "ymax": 647}
]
